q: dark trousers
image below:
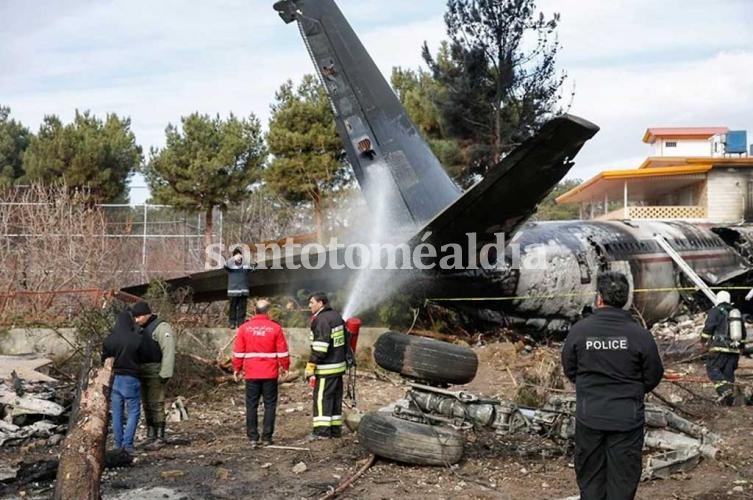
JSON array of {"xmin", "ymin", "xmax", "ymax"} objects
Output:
[
  {"xmin": 311, "ymin": 375, "xmax": 343, "ymax": 437},
  {"xmin": 229, "ymin": 295, "xmax": 248, "ymax": 327},
  {"xmin": 574, "ymin": 423, "xmax": 644, "ymax": 500},
  {"xmin": 706, "ymin": 352, "xmax": 739, "ymax": 399},
  {"xmin": 245, "ymin": 379, "xmax": 278, "ymax": 441},
  {"xmin": 140, "ymin": 373, "xmax": 166, "ymax": 426}
]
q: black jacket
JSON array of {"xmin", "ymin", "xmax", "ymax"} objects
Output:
[
  {"xmin": 102, "ymin": 311, "xmax": 142, "ymax": 377},
  {"xmin": 225, "ymin": 259, "xmax": 254, "ymax": 297},
  {"xmin": 561, "ymin": 307, "xmax": 664, "ymax": 431},
  {"xmin": 701, "ymin": 304, "xmax": 741, "ymax": 354},
  {"xmin": 309, "ymin": 307, "xmax": 347, "ymax": 376}
]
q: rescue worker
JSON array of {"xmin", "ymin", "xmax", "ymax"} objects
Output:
[
  {"xmin": 101, "ymin": 311, "xmax": 142, "ymax": 454},
  {"xmin": 225, "ymin": 248, "xmax": 255, "ymax": 328},
  {"xmin": 305, "ymin": 292, "xmax": 347, "ymax": 440},
  {"xmin": 232, "ymin": 299, "xmax": 290, "ymax": 447},
  {"xmin": 701, "ymin": 290, "xmax": 743, "ymax": 405},
  {"xmin": 132, "ymin": 301, "xmax": 176, "ymax": 450},
  {"xmin": 561, "ymin": 271, "xmax": 664, "ymax": 500}
]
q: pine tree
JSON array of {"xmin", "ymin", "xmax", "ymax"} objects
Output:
[
  {"xmin": 265, "ymin": 75, "xmax": 350, "ymax": 241},
  {"xmin": 0, "ymin": 106, "xmax": 31, "ymax": 188},
  {"xmin": 23, "ymin": 111, "xmax": 142, "ymax": 202},
  {"xmin": 423, "ymin": 0, "xmax": 567, "ymax": 181},
  {"xmin": 144, "ymin": 112, "xmax": 266, "ymax": 254}
]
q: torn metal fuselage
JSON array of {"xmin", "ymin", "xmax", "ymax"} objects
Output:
[
  {"xmin": 426, "ymin": 219, "xmax": 753, "ymax": 332},
  {"xmin": 391, "ymin": 383, "xmax": 720, "ymax": 480}
]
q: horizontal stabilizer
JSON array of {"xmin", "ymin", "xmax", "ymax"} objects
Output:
[{"xmin": 410, "ymin": 114, "xmax": 599, "ymax": 250}]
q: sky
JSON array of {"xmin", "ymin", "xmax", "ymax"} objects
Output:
[{"xmin": 2, "ymin": 0, "xmax": 752, "ymax": 204}]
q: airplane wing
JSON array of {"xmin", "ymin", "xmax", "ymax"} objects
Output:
[
  {"xmin": 410, "ymin": 114, "xmax": 599, "ymax": 250},
  {"xmin": 120, "ymin": 254, "xmax": 354, "ymax": 303}
]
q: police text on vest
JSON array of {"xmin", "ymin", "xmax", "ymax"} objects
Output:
[{"xmin": 585, "ymin": 337, "xmax": 628, "ymax": 350}]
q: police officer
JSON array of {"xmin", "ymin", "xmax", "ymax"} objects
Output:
[
  {"xmin": 561, "ymin": 271, "xmax": 664, "ymax": 500},
  {"xmin": 701, "ymin": 290, "xmax": 742, "ymax": 405},
  {"xmin": 225, "ymin": 248, "xmax": 256, "ymax": 328},
  {"xmin": 305, "ymin": 292, "xmax": 347, "ymax": 440}
]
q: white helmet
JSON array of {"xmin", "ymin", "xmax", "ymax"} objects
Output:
[{"xmin": 716, "ymin": 290, "xmax": 731, "ymax": 304}]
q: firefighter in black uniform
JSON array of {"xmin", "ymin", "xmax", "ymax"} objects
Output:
[
  {"xmin": 305, "ymin": 292, "xmax": 347, "ymax": 440},
  {"xmin": 701, "ymin": 290, "xmax": 743, "ymax": 406},
  {"xmin": 561, "ymin": 271, "xmax": 664, "ymax": 500}
]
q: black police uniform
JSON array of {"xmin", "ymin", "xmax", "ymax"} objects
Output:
[
  {"xmin": 309, "ymin": 306, "xmax": 347, "ymax": 438},
  {"xmin": 701, "ymin": 303, "xmax": 741, "ymax": 405},
  {"xmin": 561, "ymin": 307, "xmax": 664, "ymax": 500}
]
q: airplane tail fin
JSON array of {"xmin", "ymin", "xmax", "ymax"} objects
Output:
[{"xmin": 274, "ymin": 0, "xmax": 461, "ymax": 228}]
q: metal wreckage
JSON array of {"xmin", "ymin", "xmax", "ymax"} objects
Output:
[
  {"xmin": 125, "ymin": 0, "xmax": 753, "ymax": 334},
  {"xmin": 353, "ymin": 331, "xmax": 720, "ymax": 480},
  {"xmin": 120, "ymin": 0, "xmax": 737, "ymax": 479}
]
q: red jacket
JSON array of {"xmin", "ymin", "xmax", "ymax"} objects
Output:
[{"xmin": 232, "ymin": 314, "xmax": 290, "ymax": 380}]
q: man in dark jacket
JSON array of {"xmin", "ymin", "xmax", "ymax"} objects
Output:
[
  {"xmin": 232, "ymin": 299, "xmax": 290, "ymax": 447},
  {"xmin": 561, "ymin": 271, "xmax": 664, "ymax": 500},
  {"xmin": 225, "ymin": 248, "xmax": 256, "ymax": 328},
  {"xmin": 701, "ymin": 290, "xmax": 742, "ymax": 405},
  {"xmin": 132, "ymin": 301, "xmax": 175, "ymax": 450},
  {"xmin": 306, "ymin": 292, "xmax": 347, "ymax": 440},
  {"xmin": 102, "ymin": 311, "xmax": 142, "ymax": 453}
]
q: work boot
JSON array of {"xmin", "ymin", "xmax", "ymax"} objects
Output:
[
  {"xmin": 144, "ymin": 423, "xmax": 166, "ymax": 451},
  {"xmin": 140, "ymin": 425, "xmax": 157, "ymax": 448}
]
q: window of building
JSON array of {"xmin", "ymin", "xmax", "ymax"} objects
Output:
[{"xmin": 665, "ymin": 141, "xmax": 677, "ymax": 148}]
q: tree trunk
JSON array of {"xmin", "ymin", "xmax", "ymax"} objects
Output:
[
  {"xmin": 313, "ymin": 195, "xmax": 324, "ymax": 244},
  {"xmin": 52, "ymin": 357, "xmax": 114, "ymax": 500},
  {"xmin": 203, "ymin": 207, "xmax": 214, "ymax": 266}
]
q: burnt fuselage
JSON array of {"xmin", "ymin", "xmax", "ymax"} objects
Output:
[{"xmin": 432, "ymin": 220, "xmax": 750, "ymax": 330}]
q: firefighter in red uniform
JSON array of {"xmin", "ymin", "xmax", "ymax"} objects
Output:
[
  {"xmin": 233, "ymin": 299, "xmax": 290, "ymax": 447},
  {"xmin": 306, "ymin": 292, "xmax": 347, "ymax": 440}
]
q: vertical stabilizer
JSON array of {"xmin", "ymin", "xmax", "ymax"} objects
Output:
[{"xmin": 274, "ymin": 0, "xmax": 461, "ymax": 228}]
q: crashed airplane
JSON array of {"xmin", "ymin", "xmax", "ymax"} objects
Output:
[{"xmin": 124, "ymin": 0, "xmax": 753, "ymax": 331}]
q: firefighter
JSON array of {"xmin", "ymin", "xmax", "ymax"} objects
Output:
[
  {"xmin": 561, "ymin": 271, "xmax": 664, "ymax": 500},
  {"xmin": 305, "ymin": 292, "xmax": 347, "ymax": 440},
  {"xmin": 701, "ymin": 290, "xmax": 744, "ymax": 406},
  {"xmin": 232, "ymin": 299, "xmax": 290, "ymax": 447}
]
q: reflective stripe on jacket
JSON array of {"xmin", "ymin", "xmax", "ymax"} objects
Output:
[
  {"xmin": 309, "ymin": 307, "xmax": 347, "ymax": 376},
  {"xmin": 232, "ymin": 314, "xmax": 290, "ymax": 379}
]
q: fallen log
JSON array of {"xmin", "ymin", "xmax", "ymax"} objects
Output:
[{"xmin": 52, "ymin": 357, "xmax": 113, "ymax": 500}]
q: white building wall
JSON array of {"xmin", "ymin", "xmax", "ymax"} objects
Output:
[
  {"xmin": 660, "ymin": 139, "xmax": 712, "ymax": 157},
  {"xmin": 706, "ymin": 169, "xmax": 748, "ymax": 222}
]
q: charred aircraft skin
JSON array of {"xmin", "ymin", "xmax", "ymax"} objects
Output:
[{"xmin": 436, "ymin": 220, "xmax": 752, "ymax": 331}]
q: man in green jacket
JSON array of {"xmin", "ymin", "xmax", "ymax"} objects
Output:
[{"xmin": 132, "ymin": 301, "xmax": 176, "ymax": 449}]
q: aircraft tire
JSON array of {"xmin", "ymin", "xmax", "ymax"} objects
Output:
[
  {"xmin": 357, "ymin": 411, "xmax": 464, "ymax": 466},
  {"xmin": 373, "ymin": 331, "xmax": 478, "ymax": 385}
]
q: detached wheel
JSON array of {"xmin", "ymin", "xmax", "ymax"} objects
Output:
[
  {"xmin": 357, "ymin": 411, "xmax": 464, "ymax": 466},
  {"xmin": 374, "ymin": 331, "xmax": 478, "ymax": 385}
]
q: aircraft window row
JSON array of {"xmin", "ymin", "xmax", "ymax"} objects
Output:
[{"xmin": 604, "ymin": 237, "xmax": 719, "ymax": 254}]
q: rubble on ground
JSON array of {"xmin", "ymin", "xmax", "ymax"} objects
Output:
[{"xmin": 0, "ymin": 356, "xmax": 72, "ymax": 448}]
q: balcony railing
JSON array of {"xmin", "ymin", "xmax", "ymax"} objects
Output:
[{"xmin": 594, "ymin": 205, "xmax": 707, "ymax": 221}]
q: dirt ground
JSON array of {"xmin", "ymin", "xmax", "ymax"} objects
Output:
[{"xmin": 2, "ymin": 342, "xmax": 753, "ymax": 500}]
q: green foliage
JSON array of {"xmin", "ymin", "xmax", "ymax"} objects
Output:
[
  {"xmin": 390, "ymin": 68, "xmax": 468, "ymax": 183},
  {"xmin": 423, "ymin": 0, "xmax": 567, "ymax": 182},
  {"xmin": 265, "ymin": 75, "xmax": 350, "ymax": 236},
  {"xmin": 0, "ymin": 106, "xmax": 31, "ymax": 188},
  {"xmin": 531, "ymin": 178, "xmax": 582, "ymax": 221},
  {"xmin": 144, "ymin": 112, "xmax": 266, "ymax": 212},
  {"xmin": 23, "ymin": 110, "xmax": 142, "ymax": 202}
]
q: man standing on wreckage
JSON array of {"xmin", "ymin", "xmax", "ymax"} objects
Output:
[{"xmin": 561, "ymin": 271, "xmax": 664, "ymax": 500}]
